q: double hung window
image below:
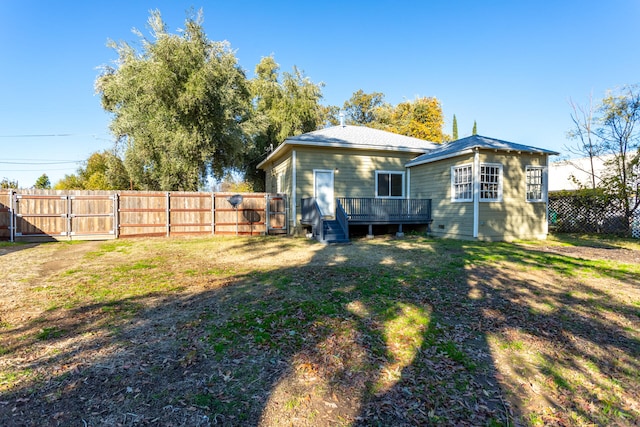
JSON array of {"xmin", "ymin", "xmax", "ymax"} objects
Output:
[
  {"xmin": 479, "ymin": 164, "xmax": 503, "ymax": 202},
  {"xmin": 451, "ymin": 164, "xmax": 473, "ymax": 202},
  {"xmin": 526, "ymin": 166, "xmax": 545, "ymax": 202}
]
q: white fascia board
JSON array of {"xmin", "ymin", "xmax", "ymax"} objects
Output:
[
  {"xmin": 405, "ymin": 148, "xmax": 475, "ymax": 168},
  {"xmin": 258, "ymin": 140, "xmax": 429, "ymax": 169}
]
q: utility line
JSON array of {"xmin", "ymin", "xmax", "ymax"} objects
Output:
[
  {"xmin": 1, "ymin": 161, "xmax": 82, "ymax": 166},
  {"xmin": 0, "ymin": 167, "xmax": 78, "ymax": 172},
  {"xmin": 0, "ymin": 160, "xmax": 82, "ymax": 165},
  {"xmin": 0, "ymin": 134, "xmax": 74, "ymax": 137},
  {"xmin": 0, "ymin": 133, "xmax": 110, "ymax": 138}
]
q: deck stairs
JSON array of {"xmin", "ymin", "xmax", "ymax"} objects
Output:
[{"xmin": 320, "ymin": 219, "xmax": 350, "ymax": 244}]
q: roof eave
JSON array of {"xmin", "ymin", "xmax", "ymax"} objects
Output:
[
  {"xmin": 406, "ymin": 148, "xmax": 475, "ymax": 168},
  {"xmin": 406, "ymin": 146, "xmax": 560, "ymax": 168},
  {"xmin": 257, "ymin": 139, "xmax": 431, "ymax": 170}
]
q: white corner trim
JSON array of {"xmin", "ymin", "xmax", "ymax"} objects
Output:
[
  {"xmin": 473, "ymin": 149, "xmax": 480, "ymax": 238},
  {"xmin": 292, "ymin": 150, "xmax": 297, "ymax": 228}
]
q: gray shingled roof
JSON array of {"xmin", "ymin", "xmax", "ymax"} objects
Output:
[
  {"xmin": 284, "ymin": 125, "xmax": 438, "ymax": 151},
  {"xmin": 256, "ymin": 125, "xmax": 439, "ymax": 169},
  {"xmin": 406, "ymin": 135, "xmax": 559, "ymax": 167}
]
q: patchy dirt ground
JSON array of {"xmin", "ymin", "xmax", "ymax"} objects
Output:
[
  {"xmin": 0, "ymin": 235, "xmax": 638, "ymax": 426},
  {"xmin": 529, "ymin": 243, "xmax": 640, "ymax": 263}
]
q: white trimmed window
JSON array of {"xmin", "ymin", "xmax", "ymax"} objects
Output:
[
  {"xmin": 480, "ymin": 163, "xmax": 503, "ymax": 201},
  {"xmin": 526, "ymin": 166, "xmax": 545, "ymax": 202},
  {"xmin": 376, "ymin": 171, "xmax": 404, "ymax": 198},
  {"xmin": 451, "ymin": 164, "xmax": 473, "ymax": 202}
]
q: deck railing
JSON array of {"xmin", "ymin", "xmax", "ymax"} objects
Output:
[
  {"xmin": 301, "ymin": 197, "xmax": 324, "ymax": 240},
  {"xmin": 338, "ymin": 198, "xmax": 432, "ymax": 223},
  {"xmin": 335, "ymin": 199, "xmax": 350, "ymax": 237}
]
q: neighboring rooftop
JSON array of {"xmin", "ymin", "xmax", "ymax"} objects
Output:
[
  {"xmin": 406, "ymin": 135, "xmax": 560, "ymax": 167},
  {"xmin": 549, "ymin": 154, "xmax": 614, "ymax": 191}
]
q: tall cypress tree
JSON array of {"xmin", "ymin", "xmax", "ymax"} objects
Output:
[
  {"xmin": 472, "ymin": 120, "xmax": 478, "ymax": 135},
  {"xmin": 452, "ymin": 114, "xmax": 458, "ymax": 140}
]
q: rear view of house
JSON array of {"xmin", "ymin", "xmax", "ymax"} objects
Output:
[{"xmin": 257, "ymin": 125, "xmax": 557, "ymax": 242}]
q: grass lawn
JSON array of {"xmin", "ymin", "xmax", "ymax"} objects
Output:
[{"xmin": 0, "ymin": 234, "xmax": 638, "ymax": 426}]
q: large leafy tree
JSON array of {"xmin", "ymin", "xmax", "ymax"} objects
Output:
[
  {"xmin": 54, "ymin": 151, "xmax": 130, "ymax": 190},
  {"xmin": 244, "ymin": 56, "xmax": 325, "ymax": 190},
  {"xmin": 341, "ymin": 91, "xmax": 448, "ymax": 142},
  {"xmin": 373, "ymin": 96, "xmax": 448, "ymax": 142},
  {"xmin": 343, "ymin": 90, "xmax": 385, "ymax": 125},
  {"xmin": 96, "ymin": 10, "xmax": 251, "ymax": 191}
]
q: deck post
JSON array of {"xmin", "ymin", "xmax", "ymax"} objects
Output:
[
  {"xmin": 396, "ymin": 223, "xmax": 404, "ymax": 237},
  {"xmin": 367, "ymin": 224, "xmax": 374, "ymax": 239}
]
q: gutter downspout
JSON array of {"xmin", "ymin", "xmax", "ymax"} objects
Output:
[
  {"xmin": 292, "ymin": 150, "xmax": 297, "ymax": 234},
  {"xmin": 473, "ymin": 148, "xmax": 480, "ymax": 238}
]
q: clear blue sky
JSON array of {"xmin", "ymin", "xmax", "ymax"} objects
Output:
[{"xmin": 1, "ymin": 1, "xmax": 639, "ymax": 188}]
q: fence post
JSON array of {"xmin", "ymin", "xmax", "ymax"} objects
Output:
[
  {"xmin": 114, "ymin": 193, "xmax": 120, "ymax": 239},
  {"xmin": 67, "ymin": 194, "xmax": 73, "ymax": 239},
  {"xmin": 265, "ymin": 193, "xmax": 270, "ymax": 236},
  {"xmin": 9, "ymin": 190, "xmax": 15, "ymax": 243},
  {"xmin": 211, "ymin": 192, "xmax": 215, "ymax": 235},
  {"xmin": 166, "ymin": 192, "xmax": 171, "ymax": 237}
]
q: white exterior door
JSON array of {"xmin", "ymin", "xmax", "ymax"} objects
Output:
[{"xmin": 314, "ymin": 170, "xmax": 334, "ymax": 217}]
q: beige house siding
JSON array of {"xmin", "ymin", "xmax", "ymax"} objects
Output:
[
  {"xmin": 294, "ymin": 147, "xmax": 417, "ymax": 231},
  {"xmin": 409, "ymin": 151, "xmax": 550, "ymax": 240},
  {"xmin": 476, "ymin": 152, "xmax": 549, "ymax": 240},
  {"xmin": 265, "ymin": 155, "xmax": 292, "ymax": 194},
  {"xmin": 410, "ymin": 154, "xmax": 476, "ymax": 239},
  {"xmin": 295, "ymin": 147, "xmax": 416, "ymax": 200},
  {"xmin": 261, "ymin": 145, "xmax": 420, "ymax": 234},
  {"xmin": 263, "ymin": 151, "xmax": 294, "ymax": 230}
]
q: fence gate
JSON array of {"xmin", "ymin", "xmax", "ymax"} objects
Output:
[
  {"xmin": 266, "ymin": 194, "xmax": 287, "ymax": 235},
  {"xmin": 13, "ymin": 193, "xmax": 116, "ymax": 241},
  {"xmin": 0, "ymin": 190, "xmax": 288, "ymax": 241}
]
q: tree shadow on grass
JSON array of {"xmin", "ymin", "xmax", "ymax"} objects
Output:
[
  {"xmin": 0, "ymin": 236, "xmax": 638, "ymax": 426},
  {"xmin": 457, "ymin": 242, "xmax": 640, "ymax": 425}
]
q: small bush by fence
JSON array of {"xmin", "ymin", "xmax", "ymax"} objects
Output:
[
  {"xmin": 0, "ymin": 190, "xmax": 287, "ymax": 242},
  {"xmin": 548, "ymin": 191, "xmax": 638, "ymax": 236}
]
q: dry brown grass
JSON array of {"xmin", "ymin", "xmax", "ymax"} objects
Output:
[{"xmin": 0, "ymin": 234, "xmax": 638, "ymax": 426}]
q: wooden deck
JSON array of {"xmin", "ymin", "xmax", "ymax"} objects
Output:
[
  {"xmin": 337, "ymin": 197, "xmax": 432, "ymax": 224},
  {"xmin": 301, "ymin": 197, "xmax": 432, "ymax": 243}
]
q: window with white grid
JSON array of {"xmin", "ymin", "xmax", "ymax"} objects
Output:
[
  {"xmin": 451, "ymin": 164, "xmax": 473, "ymax": 202},
  {"xmin": 526, "ymin": 166, "xmax": 545, "ymax": 202},
  {"xmin": 480, "ymin": 164, "xmax": 502, "ymax": 201}
]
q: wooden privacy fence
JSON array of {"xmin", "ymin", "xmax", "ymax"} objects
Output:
[{"xmin": 0, "ymin": 190, "xmax": 287, "ymax": 242}]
